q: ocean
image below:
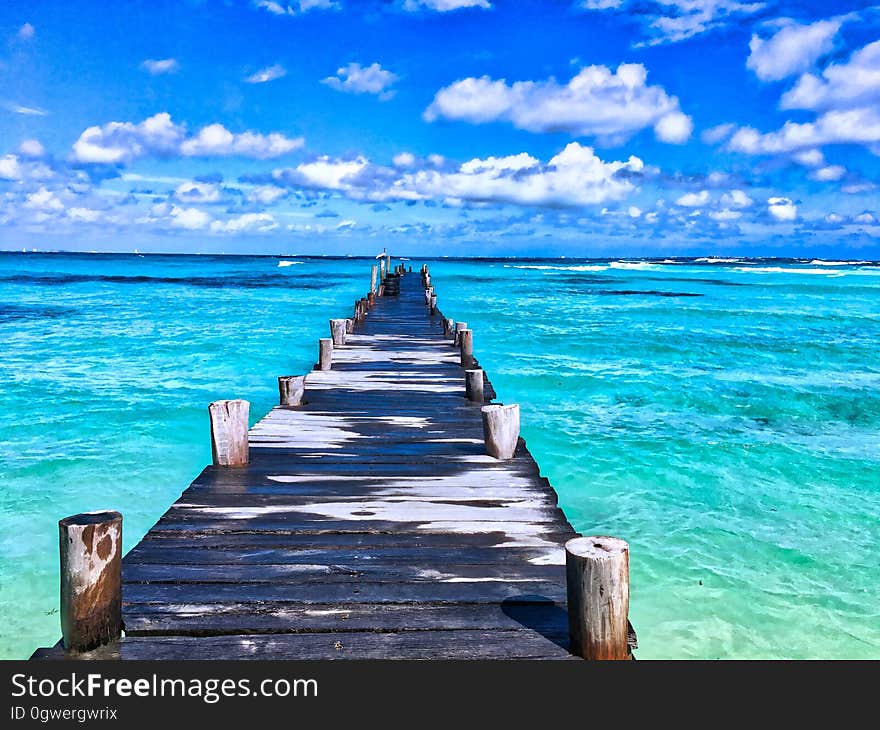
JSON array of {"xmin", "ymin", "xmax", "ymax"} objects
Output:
[{"xmin": 1, "ymin": 252, "xmax": 878, "ymax": 659}]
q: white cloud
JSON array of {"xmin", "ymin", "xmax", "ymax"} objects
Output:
[
  {"xmin": 247, "ymin": 185, "xmax": 288, "ymax": 204},
  {"xmin": 141, "ymin": 58, "xmax": 179, "ymax": 75},
  {"xmin": 809, "ymin": 165, "xmax": 845, "ymax": 182},
  {"xmin": 18, "ymin": 23, "xmax": 35, "ymax": 40},
  {"xmin": 709, "ymin": 209, "xmax": 742, "ymax": 221},
  {"xmin": 67, "ymin": 207, "xmax": 102, "ymax": 222},
  {"xmin": 425, "ymin": 64, "xmax": 691, "ymax": 144},
  {"xmin": 781, "ymin": 39, "xmax": 880, "ymax": 111},
  {"xmin": 274, "ymin": 142, "xmax": 644, "ymax": 208},
  {"xmin": 676, "ymin": 190, "xmax": 710, "ymax": 207},
  {"xmin": 170, "ymin": 205, "xmax": 212, "ymax": 230},
  {"xmin": 701, "ymin": 123, "xmax": 735, "ymax": 144},
  {"xmin": 175, "ymin": 181, "xmax": 222, "ymax": 203},
  {"xmin": 18, "ymin": 139, "xmax": 46, "ymax": 157},
  {"xmin": 7, "ymin": 103, "xmax": 47, "ymax": 116},
  {"xmin": 0, "ymin": 155, "xmax": 22, "ymax": 180},
  {"xmin": 403, "ymin": 0, "xmax": 491, "ymax": 11},
  {"xmin": 854, "ymin": 212, "xmax": 876, "ymax": 224},
  {"xmin": 210, "ymin": 212, "xmax": 278, "ymax": 233},
  {"xmin": 792, "ymin": 148, "xmax": 824, "ymax": 167},
  {"xmin": 393, "ymin": 152, "xmax": 416, "ymax": 168},
  {"xmin": 654, "ymin": 110, "xmax": 693, "ymax": 143},
  {"xmin": 580, "ymin": 1, "xmax": 765, "ymax": 46},
  {"xmin": 24, "ymin": 187, "xmax": 64, "ymax": 212},
  {"xmin": 720, "ymin": 189, "xmax": 753, "ymax": 208},
  {"xmin": 72, "ymin": 113, "xmax": 304, "ymax": 163},
  {"xmin": 768, "ymin": 196, "xmax": 797, "ymax": 221},
  {"xmin": 253, "ymin": 0, "xmax": 339, "ymax": 14},
  {"xmin": 245, "ymin": 64, "xmax": 287, "ymax": 84},
  {"xmin": 747, "ymin": 18, "xmax": 845, "ymax": 82},
  {"xmin": 322, "ymin": 63, "xmax": 398, "ymax": 99},
  {"xmin": 628, "ymin": 206, "xmax": 642, "ymax": 218}
]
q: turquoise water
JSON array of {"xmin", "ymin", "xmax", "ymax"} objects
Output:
[{"xmin": 1, "ymin": 253, "xmax": 878, "ymax": 659}]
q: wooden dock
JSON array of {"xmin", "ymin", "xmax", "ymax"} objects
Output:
[{"xmin": 34, "ymin": 265, "xmax": 632, "ymax": 660}]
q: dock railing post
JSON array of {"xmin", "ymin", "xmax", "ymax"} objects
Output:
[
  {"xmin": 345, "ymin": 317, "xmax": 354, "ymax": 334},
  {"xmin": 465, "ymin": 368, "xmax": 484, "ymax": 403},
  {"xmin": 430, "ymin": 295, "xmax": 437, "ymax": 315},
  {"xmin": 444, "ymin": 318, "xmax": 454, "ymax": 338},
  {"xmin": 209, "ymin": 399, "xmax": 250, "ymax": 467},
  {"xmin": 480, "ymin": 403, "xmax": 519, "ymax": 459},
  {"xmin": 459, "ymin": 328, "xmax": 474, "ymax": 367},
  {"xmin": 371, "ymin": 265, "xmax": 378, "ymax": 294},
  {"xmin": 318, "ymin": 338, "xmax": 333, "ymax": 371},
  {"xmin": 278, "ymin": 375, "xmax": 306, "ymax": 406},
  {"xmin": 565, "ymin": 536, "xmax": 630, "ymax": 660},
  {"xmin": 330, "ymin": 319, "xmax": 347, "ymax": 345},
  {"xmin": 59, "ymin": 511, "xmax": 122, "ymax": 653}
]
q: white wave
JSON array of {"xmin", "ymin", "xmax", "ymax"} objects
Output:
[
  {"xmin": 504, "ymin": 264, "xmax": 607, "ymax": 272},
  {"xmin": 733, "ymin": 266, "xmax": 847, "ymax": 275},
  {"xmin": 808, "ymin": 260, "xmax": 871, "ymax": 266},
  {"xmin": 609, "ymin": 261, "xmax": 658, "ymax": 270},
  {"xmin": 277, "ymin": 260, "xmax": 304, "ymax": 267},
  {"xmin": 694, "ymin": 257, "xmax": 745, "ymax": 263}
]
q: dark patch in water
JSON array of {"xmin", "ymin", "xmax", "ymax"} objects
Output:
[
  {"xmin": 595, "ymin": 290, "xmax": 703, "ymax": 297},
  {"xmin": 0, "ymin": 273, "xmax": 344, "ymax": 290},
  {"xmin": 0, "ymin": 303, "xmax": 77, "ymax": 322}
]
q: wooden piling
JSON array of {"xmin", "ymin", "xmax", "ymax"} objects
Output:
[
  {"xmin": 209, "ymin": 399, "xmax": 250, "ymax": 467},
  {"xmin": 58, "ymin": 511, "xmax": 122, "ymax": 653},
  {"xmin": 565, "ymin": 536, "xmax": 630, "ymax": 660},
  {"xmin": 481, "ymin": 403, "xmax": 519, "ymax": 459},
  {"xmin": 330, "ymin": 319, "xmax": 347, "ymax": 345},
  {"xmin": 318, "ymin": 337, "xmax": 333, "ymax": 371},
  {"xmin": 459, "ymin": 328, "xmax": 474, "ymax": 368},
  {"xmin": 444, "ymin": 318, "xmax": 455, "ymax": 338},
  {"xmin": 378, "ymin": 284, "xmax": 385, "ymax": 297},
  {"xmin": 465, "ymin": 368, "xmax": 484, "ymax": 403},
  {"xmin": 430, "ymin": 295, "xmax": 437, "ymax": 315},
  {"xmin": 370, "ymin": 265, "xmax": 378, "ymax": 294},
  {"xmin": 453, "ymin": 321, "xmax": 467, "ymax": 347},
  {"xmin": 345, "ymin": 317, "xmax": 354, "ymax": 334},
  {"xmin": 278, "ymin": 375, "xmax": 306, "ymax": 406}
]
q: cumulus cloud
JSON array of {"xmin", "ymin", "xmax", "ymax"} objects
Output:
[
  {"xmin": 0, "ymin": 155, "xmax": 23, "ymax": 180},
  {"xmin": 781, "ymin": 39, "xmax": 880, "ymax": 111},
  {"xmin": 71, "ymin": 113, "xmax": 304, "ymax": 163},
  {"xmin": 425, "ymin": 64, "xmax": 691, "ymax": 144},
  {"xmin": 393, "ymin": 152, "xmax": 416, "ymax": 168},
  {"xmin": 247, "ymin": 185, "xmax": 288, "ymax": 204},
  {"xmin": 676, "ymin": 190, "xmax": 710, "ymax": 207},
  {"xmin": 701, "ymin": 123, "xmax": 735, "ymax": 144},
  {"xmin": 747, "ymin": 18, "xmax": 845, "ymax": 82},
  {"xmin": 18, "ymin": 23, "xmax": 35, "ymax": 40},
  {"xmin": 169, "ymin": 205, "xmax": 212, "ymax": 230},
  {"xmin": 403, "ymin": 0, "xmax": 491, "ymax": 11},
  {"xmin": 728, "ymin": 106, "xmax": 880, "ymax": 155},
  {"xmin": 245, "ymin": 64, "xmax": 287, "ymax": 84},
  {"xmin": 175, "ymin": 181, "xmax": 223, "ymax": 203},
  {"xmin": 322, "ymin": 63, "xmax": 398, "ymax": 99},
  {"xmin": 768, "ymin": 196, "xmax": 797, "ymax": 221},
  {"xmin": 273, "ymin": 142, "xmax": 644, "ymax": 208},
  {"xmin": 720, "ymin": 189, "xmax": 753, "ymax": 208},
  {"xmin": 579, "ymin": 1, "xmax": 764, "ymax": 46},
  {"xmin": 210, "ymin": 212, "xmax": 278, "ymax": 233},
  {"xmin": 141, "ymin": 58, "xmax": 179, "ymax": 75},
  {"xmin": 18, "ymin": 139, "xmax": 46, "ymax": 157},
  {"xmin": 809, "ymin": 165, "xmax": 846, "ymax": 182}
]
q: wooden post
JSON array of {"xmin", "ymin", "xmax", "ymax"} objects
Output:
[
  {"xmin": 444, "ymin": 318, "xmax": 455, "ymax": 338},
  {"xmin": 465, "ymin": 368, "xmax": 484, "ymax": 403},
  {"xmin": 330, "ymin": 319, "xmax": 347, "ymax": 345},
  {"xmin": 367, "ymin": 292, "xmax": 375, "ymax": 308},
  {"xmin": 565, "ymin": 536, "xmax": 630, "ymax": 660},
  {"xmin": 318, "ymin": 338, "xmax": 333, "ymax": 371},
  {"xmin": 380, "ymin": 258, "xmax": 386, "ymax": 281},
  {"xmin": 378, "ymin": 284, "xmax": 385, "ymax": 297},
  {"xmin": 370, "ymin": 265, "xmax": 378, "ymax": 294},
  {"xmin": 59, "ymin": 511, "xmax": 122, "ymax": 653},
  {"xmin": 278, "ymin": 375, "xmax": 306, "ymax": 406},
  {"xmin": 430, "ymin": 295, "xmax": 437, "ymax": 315},
  {"xmin": 480, "ymin": 403, "xmax": 519, "ymax": 459},
  {"xmin": 345, "ymin": 317, "xmax": 354, "ymax": 334},
  {"xmin": 209, "ymin": 399, "xmax": 249, "ymax": 467},
  {"xmin": 453, "ymin": 321, "xmax": 467, "ymax": 346},
  {"xmin": 459, "ymin": 329, "xmax": 474, "ymax": 367}
]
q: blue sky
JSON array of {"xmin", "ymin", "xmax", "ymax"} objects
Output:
[{"xmin": 1, "ymin": 0, "xmax": 879, "ymax": 256}]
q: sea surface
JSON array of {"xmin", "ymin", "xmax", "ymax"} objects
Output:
[{"xmin": 1, "ymin": 252, "xmax": 878, "ymax": 659}]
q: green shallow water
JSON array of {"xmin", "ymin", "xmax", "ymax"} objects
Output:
[{"xmin": 1, "ymin": 253, "xmax": 878, "ymax": 659}]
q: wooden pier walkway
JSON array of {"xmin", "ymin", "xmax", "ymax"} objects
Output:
[{"xmin": 33, "ymin": 267, "xmax": 593, "ymax": 660}]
